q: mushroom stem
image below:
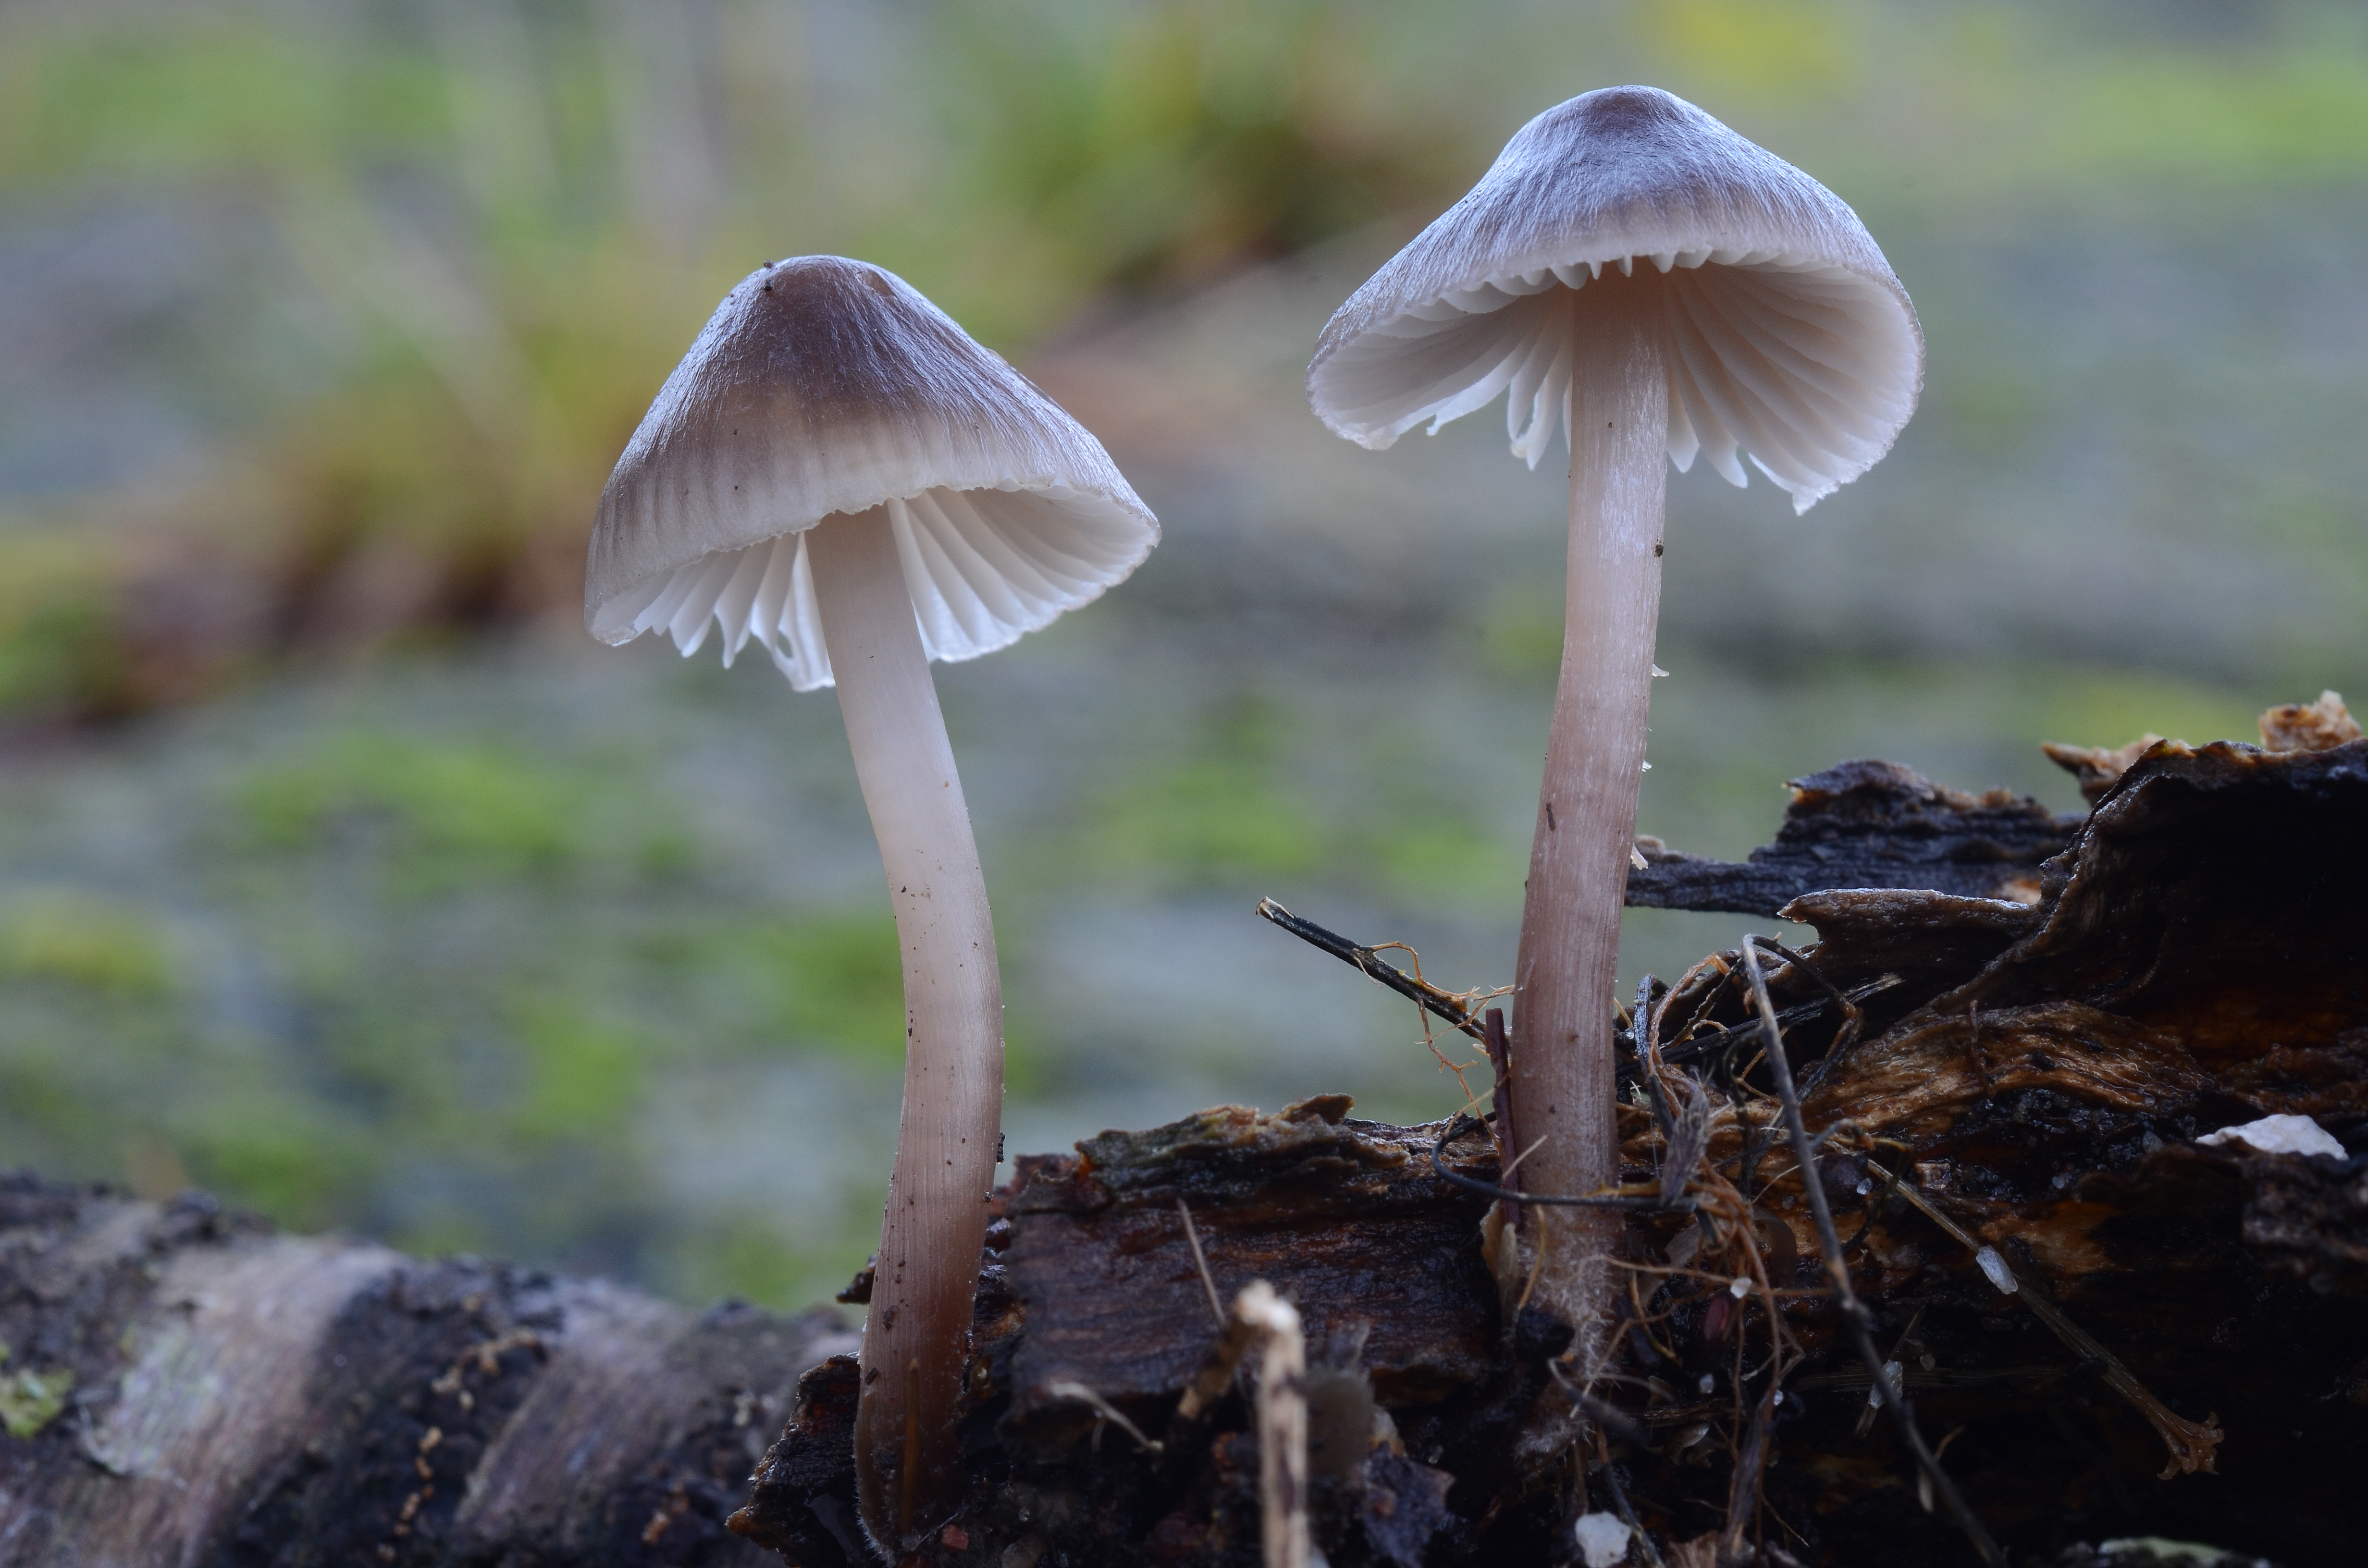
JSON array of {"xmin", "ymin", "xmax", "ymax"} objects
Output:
[
  {"xmin": 1507, "ymin": 273, "xmax": 1668, "ymax": 1354},
  {"xmin": 809, "ymin": 503, "xmax": 1001, "ymax": 1550}
]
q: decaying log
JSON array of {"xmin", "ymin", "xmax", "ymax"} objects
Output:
[
  {"xmin": 1625, "ymin": 760, "xmax": 2080, "ymax": 916},
  {"xmin": 736, "ymin": 737, "xmax": 2365, "ymax": 1567},
  {"xmin": 0, "ymin": 1178, "xmax": 853, "ymax": 1565},
  {"xmin": 3, "ymin": 732, "xmax": 2357, "ymax": 1565}
]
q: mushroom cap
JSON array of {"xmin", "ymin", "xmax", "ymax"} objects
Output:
[
  {"xmin": 587, "ymin": 256, "xmax": 1159, "ymax": 690},
  {"xmin": 1307, "ymin": 86, "xmax": 1923, "ymax": 513}
]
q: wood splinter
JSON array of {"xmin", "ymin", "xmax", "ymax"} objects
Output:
[
  {"xmin": 1174, "ymin": 1280, "xmax": 1314, "ymax": 1568},
  {"xmin": 1233, "ymin": 1282, "xmax": 1311, "ymax": 1568}
]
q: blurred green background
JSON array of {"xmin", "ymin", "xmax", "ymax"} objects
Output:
[{"xmin": 1, "ymin": 0, "xmax": 2362, "ymax": 1309}]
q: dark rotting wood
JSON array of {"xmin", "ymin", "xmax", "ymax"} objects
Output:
[
  {"xmin": 1739, "ymin": 936, "xmax": 2007, "ymax": 1568},
  {"xmin": 1001, "ymin": 1102, "xmax": 1503, "ymax": 1418},
  {"xmin": 730, "ymin": 735, "xmax": 2365, "ymax": 1567},
  {"xmin": 1625, "ymin": 759, "xmax": 2081, "ymax": 916}
]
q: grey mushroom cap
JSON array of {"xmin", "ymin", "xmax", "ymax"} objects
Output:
[
  {"xmin": 587, "ymin": 256, "xmax": 1159, "ymax": 690},
  {"xmin": 1307, "ymin": 86, "xmax": 1923, "ymax": 512}
]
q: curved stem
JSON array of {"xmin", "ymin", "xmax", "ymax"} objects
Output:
[
  {"xmin": 1507, "ymin": 271, "xmax": 1668, "ymax": 1357},
  {"xmin": 809, "ymin": 503, "xmax": 1001, "ymax": 1553}
]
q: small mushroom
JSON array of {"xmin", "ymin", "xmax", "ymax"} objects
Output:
[
  {"xmin": 587, "ymin": 257, "xmax": 1157, "ymax": 1549},
  {"xmin": 1308, "ymin": 87, "xmax": 1921, "ymax": 1346}
]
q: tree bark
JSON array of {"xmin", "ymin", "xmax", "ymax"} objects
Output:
[
  {"xmin": 1625, "ymin": 758, "xmax": 2082, "ymax": 916},
  {"xmin": 0, "ymin": 1181, "xmax": 851, "ymax": 1566}
]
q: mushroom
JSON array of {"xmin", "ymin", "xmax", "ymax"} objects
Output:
[
  {"xmin": 586, "ymin": 256, "xmax": 1157, "ymax": 1549},
  {"xmin": 1307, "ymin": 87, "xmax": 1921, "ymax": 1353}
]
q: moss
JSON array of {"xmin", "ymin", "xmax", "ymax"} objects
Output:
[
  {"xmin": 1645, "ymin": 0, "xmax": 1860, "ymax": 104},
  {"xmin": 1475, "ymin": 580, "xmax": 1564, "ymax": 686},
  {"xmin": 2020, "ymin": 670, "xmax": 2265, "ymax": 759},
  {"xmin": 1366, "ymin": 817, "xmax": 1520, "ymax": 908},
  {"xmin": 0, "ymin": 531, "xmax": 126, "ymax": 723},
  {"xmin": 0, "ymin": 1352, "xmax": 72, "ymax": 1438},
  {"xmin": 239, "ymin": 734, "xmax": 590, "ymax": 873},
  {"xmin": 1086, "ymin": 697, "xmax": 1325, "ymax": 890},
  {"xmin": 232, "ymin": 730, "xmax": 695, "ymax": 895},
  {"xmin": 665, "ymin": 1215, "xmax": 870, "ymax": 1317},
  {"xmin": 0, "ymin": 894, "xmax": 173, "ymax": 997},
  {"xmin": 663, "ymin": 910, "xmax": 910, "ymax": 1070},
  {"xmin": 177, "ymin": 1114, "xmax": 367, "ymax": 1234},
  {"xmin": 507, "ymin": 1001, "xmax": 645, "ymax": 1143},
  {"xmin": 0, "ymin": 19, "xmax": 446, "ymax": 187}
]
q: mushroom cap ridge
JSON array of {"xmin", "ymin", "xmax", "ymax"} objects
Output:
[
  {"xmin": 1307, "ymin": 86, "xmax": 1924, "ymax": 512},
  {"xmin": 588, "ymin": 256, "xmax": 1159, "ymax": 689}
]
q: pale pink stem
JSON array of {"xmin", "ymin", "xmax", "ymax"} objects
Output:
[
  {"xmin": 809, "ymin": 503, "xmax": 1001, "ymax": 1551},
  {"xmin": 1507, "ymin": 271, "xmax": 1668, "ymax": 1351}
]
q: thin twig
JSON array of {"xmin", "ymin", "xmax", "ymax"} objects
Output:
[
  {"xmin": 1043, "ymin": 1381, "xmax": 1162, "ymax": 1453},
  {"xmin": 1497, "ymin": 1133, "xmax": 1552, "ymax": 1183},
  {"xmin": 1739, "ymin": 937, "xmax": 2007, "ymax": 1568},
  {"xmin": 1175, "ymin": 1312, "xmax": 1259, "ymax": 1423},
  {"xmin": 1596, "ymin": 1438, "xmax": 1667, "ymax": 1568},
  {"xmin": 1630, "ymin": 975, "xmax": 1716, "ymax": 1211},
  {"xmin": 1657, "ymin": 976, "xmax": 1899, "ymax": 1070},
  {"xmin": 1482, "ymin": 1007, "xmax": 1519, "ymax": 1224},
  {"xmin": 1853, "ymin": 1304, "xmax": 1925, "ymax": 1439},
  {"xmin": 1717, "ymin": 1387, "xmax": 1775, "ymax": 1565},
  {"xmin": 1860, "ymin": 1158, "xmax": 2223, "ymax": 1478},
  {"xmin": 1256, "ymin": 898, "xmax": 1485, "ymax": 1041},
  {"xmin": 1633, "ymin": 975, "xmax": 1673, "ymax": 1139},
  {"xmin": 1176, "ymin": 1200, "xmax": 1226, "ymax": 1330},
  {"xmin": 1730, "ymin": 1063, "xmax": 1772, "ymax": 1204},
  {"xmin": 1659, "ymin": 1073, "xmax": 1713, "ymax": 1210},
  {"xmin": 1514, "ymin": 1204, "xmax": 1554, "ymax": 1313},
  {"xmin": 1753, "ymin": 940, "xmax": 1869, "ymax": 1098},
  {"xmin": 1553, "ymin": 1364, "xmax": 1653, "ymax": 1447},
  {"xmin": 1668, "ymin": 954, "xmax": 1743, "ymax": 1045},
  {"xmin": 1429, "ymin": 1115, "xmax": 1691, "ymax": 1211}
]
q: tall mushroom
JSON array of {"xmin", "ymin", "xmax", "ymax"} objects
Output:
[
  {"xmin": 1307, "ymin": 87, "xmax": 1921, "ymax": 1361},
  {"xmin": 586, "ymin": 257, "xmax": 1158, "ymax": 1550}
]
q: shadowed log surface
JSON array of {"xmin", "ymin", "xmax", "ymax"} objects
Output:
[
  {"xmin": 735, "ymin": 740, "xmax": 2365, "ymax": 1568},
  {"xmin": 735, "ymin": 1107, "xmax": 1523, "ymax": 1568},
  {"xmin": 0, "ymin": 1181, "xmax": 854, "ymax": 1566},
  {"xmin": 1626, "ymin": 759, "xmax": 2081, "ymax": 916},
  {"xmin": 1002, "ymin": 1103, "xmax": 1501, "ymax": 1414}
]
